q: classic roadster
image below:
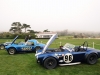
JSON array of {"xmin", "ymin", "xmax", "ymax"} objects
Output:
[
  {"xmin": 5, "ymin": 36, "xmax": 45, "ymax": 55},
  {"xmin": 35, "ymin": 34, "xmax": 100, "ymax": 69}
]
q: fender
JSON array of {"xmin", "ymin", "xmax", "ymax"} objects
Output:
[
  {"xmin": 7, "ymin": 47, "xmax": 17, "ymax": 51},
  {"xmin": 85, "ymin": 51, "xmax": 99, "ymax": 60},
  {"xmin": 42, "ymin": 55, "xmax": 59, "ymax": 64}
]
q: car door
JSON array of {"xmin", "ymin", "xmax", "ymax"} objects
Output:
[
  {"xmin": 72, "ymin": 51, "xmax": 86, "ymax": 62},
  {"xmin": 21, "ymin": 41, "xmax": 35, "ymax": 51}
]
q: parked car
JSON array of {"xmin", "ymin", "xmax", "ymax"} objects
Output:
[
  {"xmin": 0, "ymin": 42, "xmax": 11, "ymax": 50},
  {"xmin": 35, "ymin": 34, "xmax": 100, "ymax": 69},
  {"xmin": 5, "ymin": 36, "xmax": 45, "ymax": 55}
]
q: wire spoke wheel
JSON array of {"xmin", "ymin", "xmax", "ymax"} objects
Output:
[
  {"xmin": 36, "ymin": 47, "xmax": 40, "ymax": 50},
  {"xmin": 8, "ymin": 48, "xmax": 16, "ymax": 55},
  {"xmin": 0, "ymin": 45, "xmax": 5, "ymax": 50}
]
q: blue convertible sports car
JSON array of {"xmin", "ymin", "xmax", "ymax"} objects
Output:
[
  {"xmin": 5, "ymin": 36, "xmax": 45, "ymax": 55},
  {"xmin": 35, "ymin": 34, "xmax": 100, "ymax": 69}
]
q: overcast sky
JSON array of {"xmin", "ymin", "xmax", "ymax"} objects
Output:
[{"xmin": 0, "ymin": 0, "xmax": 100, "ymax": 32}]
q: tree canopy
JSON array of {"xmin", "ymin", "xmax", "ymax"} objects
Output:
[
  {"xmin": 43, "ymin": 29, "xmax": 50, "ymax": 32},
  {"xmin": 9, "ymin": 22, "xmax": 22, "ymax": 33},
  {"xmin": 9, "ymin": 22, "xmax": 31, "ymax": 33},
  {"xmin": 21, "ymin": 24, "xmax": 31, "ymax": 33}
]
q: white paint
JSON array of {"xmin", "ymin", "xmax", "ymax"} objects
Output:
[
  {"xmin": 42, "ymin": 34, "xmax": 57, "ymax": 53},
  {"xmin": 63, "ymin": 53, "xmax": 73, "ymax": 63}
]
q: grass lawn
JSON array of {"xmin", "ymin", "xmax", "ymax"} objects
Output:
[{"xmin": 0, "ymin": 38, "xmax": 100, "ymax": 75}]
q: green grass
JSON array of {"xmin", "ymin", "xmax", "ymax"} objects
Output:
[{"xmin": 0, "ymin": 38, "xmax": 100, "ymax": 75}]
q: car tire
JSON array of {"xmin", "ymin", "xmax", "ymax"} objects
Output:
[
  {"xmin": 43, "ymin": 57, "xmax": 57, "ymax": 69},
  {"xmin": 8, "ymin": 48, "xmax": 16, "ymax": 55},
  {"xmin": 35, "ymin": 47, "xmax": 40, "ymax": 51},
  {"xmin": 0, "ymin": 45, "xmax": 5, "ymax": 50},
  {"xmin": 86, "ymin": 53, "xmax": 98, "ymax": 65}
]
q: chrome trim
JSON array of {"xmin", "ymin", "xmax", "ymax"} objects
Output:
[{"xmin": 59, "ymin": 62, "xmax": 81, "ymax": 66}]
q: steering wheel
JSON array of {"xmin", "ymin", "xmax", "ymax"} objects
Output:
[{"xmin": 79, "ymin": 41, "xmax": 88, "ymax": 51}]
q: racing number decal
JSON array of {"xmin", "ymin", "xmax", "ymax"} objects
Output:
[
  {"xmin": 65, "ymin": 55, "xmax": 68, "ymax": 61},
  {"xmin": 63, "ymin": 53, "xmax": 73, "ymax": 63},
  {"xmin": 21, "ymin": 47, "xmax": 32, "ymax": 51}
]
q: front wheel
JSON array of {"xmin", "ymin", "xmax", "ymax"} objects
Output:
[
  {"xmin": 86, "ymin": 53, "xmax": 98, "ymax": 65},
  {"xmin": 0, "ymin": 45, "xmax": 5, "ymax": 50},
  {"xmin": 8, "ymin": 48, "xmax": 16, "ymax": 55},
  {"xmin": 43, "ymin": 57, "xmax": 57, "ymax": 69}
]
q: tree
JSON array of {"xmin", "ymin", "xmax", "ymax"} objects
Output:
[
  {"xmin": 74, "ymin": 34, "xmax": 78, "ymax": 38},
  {"xmin": 27, "ymin": 30, "xmax": 35, "ymax": 33},
  {"xmin": 57, "ymin": 29, "xmax": 68, "ymax": 36},
  {"xmin": 22, "ymin": 24, "xmax": 31, "ymax": 33},
  {"xmin": 9, "ymin": 22, "xmax": 22, "ymax": 33},
  {"xmin": 79, "ymin": 33, "xmax": 84, "ymax": 38},
  {"xmin": 43, "ymin": 29, "xmax": 50, "ymax": 32}
]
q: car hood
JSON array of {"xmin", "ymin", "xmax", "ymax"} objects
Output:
[
  {"xmin": 11, "ymin": 35, "xmax": 18, "ymax": 45},
  {"xmin": 42, "ymin": 34, "xmax": 57, "ymax": 53}
]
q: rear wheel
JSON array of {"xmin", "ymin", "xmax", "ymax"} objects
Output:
[
  {"xmin": 43, "ymin": 57, "xmax": 57, "ymax": 69},
  {"xmin": 35, "ymin": 47, "xmax": 40, "ymax": 52},
  {"xmin": 8, "ymin": 48, "xmax": 16, "ymax": 55},
  {"xmin": 36, "ymin": 47, "xmax": 40, "ymax": 50},
  {"xmin": 86, "ymin": 53, "xmax": 98, "ymax": 65},
  {"xmin": 0, "ymin": 45, "xmax": 5, "ymax": 50}
]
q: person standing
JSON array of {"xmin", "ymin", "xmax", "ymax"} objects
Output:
[
  {"xmin": 28, "ymin": 35, "xmax": 32, "ymax": 40},
  {"xmin": 25, "ymin": 35, "xmax": 28, "ymax": 42}
]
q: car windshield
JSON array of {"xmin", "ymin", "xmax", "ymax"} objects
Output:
[
  {"xmin": 25, "ymin": 41, "xmax": 33, "ymax": 45},
  {"xmin": 62, "ymin": 43, "xmax": 75, "ymax": 52},
  {"xmin": 36, "ymin": 40, "xmax": 40, "ymax": 44}
]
